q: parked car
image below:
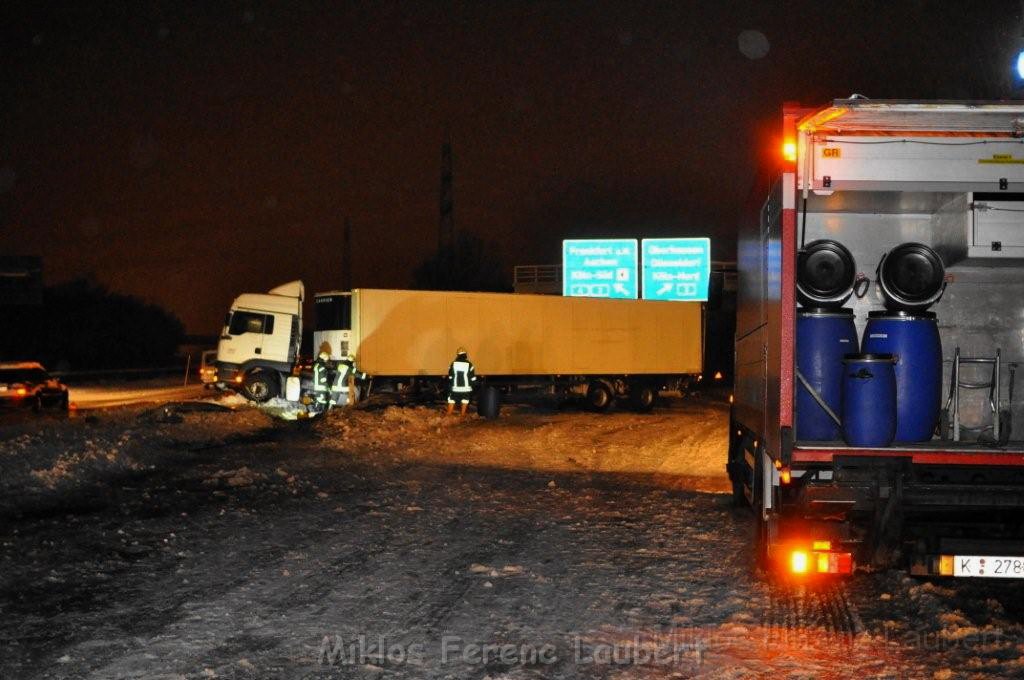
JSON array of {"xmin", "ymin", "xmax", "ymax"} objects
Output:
[
  {"xmin": 0, "ymin": 362, "xmax": 69, "ymax": 412},
  {"xmin": 199, "ymin": 349, "xmax": 219, "ymax": 388}
]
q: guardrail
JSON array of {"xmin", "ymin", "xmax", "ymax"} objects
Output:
[
  {"xmin": 53, "ymin": 365, "xmax": 191, "ymax": 384},
  {"xmin": 513, "ymin": 264, "xmax": 563, "ymax": 284}
]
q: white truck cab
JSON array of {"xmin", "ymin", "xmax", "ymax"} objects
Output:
[{"xmin": 216, "ymin": 281, "xmax": 304, "ymax": 401}]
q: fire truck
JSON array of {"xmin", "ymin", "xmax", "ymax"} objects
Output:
[{"xmin": 729, "ymin": 99, "xmax": 1024, "ymax": 578}]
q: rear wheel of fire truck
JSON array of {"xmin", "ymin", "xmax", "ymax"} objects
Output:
[
  {"xmin": 243, "ymin": 369, "xmax": 278, "ymax": 403},
  {"xmin": 586, "ymin": 381, "xmax": 613, "ymax": 412}
]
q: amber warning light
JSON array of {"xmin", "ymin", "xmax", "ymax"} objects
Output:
[
  {"xmin": 782, "ymin": 140, "xmax": 797, "ymax": 163},
  {"xmin": 788, "ymin": 547, "xmax": 853, "ymax": 575}
]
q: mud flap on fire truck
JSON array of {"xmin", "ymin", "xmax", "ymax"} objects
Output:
[
  {"xmin": 870, "ymin": 474, "xmax": 904, "ymax": 568},
  {"xmin": 831, "ymin": 456, "xmax": 910, "ymax": 571},
  {"xmin": 752, "ymin": 447, "xmax": 780, "ymax": 571}
]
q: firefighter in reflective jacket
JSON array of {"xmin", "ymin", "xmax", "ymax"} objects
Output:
[
  {"xmin": 312, "ymin": 350, "xmax": 331, "ymax": 409},
  {"xmin": 446, "ymin": 348, "xmax": 477, "ymax": 416},
  {"xmin": 329, "ymin": 354, "xmax": 358, "ymax": 407}
]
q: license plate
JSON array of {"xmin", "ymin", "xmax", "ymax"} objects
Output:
[{"xmin": 953, "ymin": 555, "xmax": 1024, "ymax": 578}]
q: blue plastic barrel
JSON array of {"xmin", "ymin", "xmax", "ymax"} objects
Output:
[
  {"xmin": 842, "ymin": 354, "xmax": 897, "ymax": 447},
  {"xmin": 861, "ymin": 311, "xmax": 942, "ymax": 442},
  {"xmin": 796, "ymin": 308, "xmax": 859, "ymax": 440}
]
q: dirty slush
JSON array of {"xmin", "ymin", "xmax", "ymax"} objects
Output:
[{"xmin": 2, "ymin": 397, "xmax": 1023, "ymax": 678}]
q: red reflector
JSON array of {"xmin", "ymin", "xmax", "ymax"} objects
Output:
[{"xmin": 813, "ymin": 551, "xmax": 853, "ymax": 574}]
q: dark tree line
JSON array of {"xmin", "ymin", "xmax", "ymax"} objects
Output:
[{"xmin": 0, "ymin": 279, "xmax": 184, "ymax": 371}]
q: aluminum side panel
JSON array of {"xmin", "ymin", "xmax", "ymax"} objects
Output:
[{"xmin": 735, "ymin": 178, "xmax": 785, "ymax": 446}]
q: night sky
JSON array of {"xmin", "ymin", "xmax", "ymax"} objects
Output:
[{"xmin": 1, "ymin": 1, "xmax": 1019, "ymax": 332}]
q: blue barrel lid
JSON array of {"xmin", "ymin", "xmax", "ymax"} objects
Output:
[
  {"xmin": 876, "ymin": 242, "xmax": 945, "ymax": 312},
  {"xmin": 797, "ymin": 239, "xmax": 857, "ymax": 308}
]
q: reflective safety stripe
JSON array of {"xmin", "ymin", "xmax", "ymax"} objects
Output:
[
  {"xmin": 450, "ymin": 360, "xmax": 473, "ymax": 392},
  {"xmin": 313, "ymin": 363, "xmax": 330, "ymax": 392},
  {"xmin": 332, "ymin": 363, "xmax": 352, "ymax": 392}
]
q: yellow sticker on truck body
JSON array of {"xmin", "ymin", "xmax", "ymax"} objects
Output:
[
  {"xmin": 979, "ymin": 154, "xmax": 1024, "ymax": 164},
  {"xmin": 822, "ymin": 147, "xmax": 841, "ymax": 159}
]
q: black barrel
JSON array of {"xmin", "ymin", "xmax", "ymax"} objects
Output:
[
  {"xmin": 797, "ymin": 240, "xmax": 857, "ymax": 309},
  {"xmin": 876, "ymin": 242, "xmax": 945, "ymax": 312},
  {"xmin": 477, "ymin": 385, "xmax": 501, "ymax": 419}
]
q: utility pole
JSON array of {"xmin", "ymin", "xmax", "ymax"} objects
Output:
[
  {"xmin": 342, "ymin": 216, "xmax": 352, "ymax": 291},
  {"xmin": 439, "ymin": 130, "xmax": 455, "ymax": 254}
]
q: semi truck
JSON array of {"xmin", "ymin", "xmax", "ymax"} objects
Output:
[
  {"xmin": 728, "ymin": 99, "xmax": 1024, "ymax": 578},
  {"xmin": 216, "ymin": 286, "xmax": 704, "ymax": 411}
]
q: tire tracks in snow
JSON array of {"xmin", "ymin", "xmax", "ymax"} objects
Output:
[{"xmin": 762, "ymin": 578, "xmax": 865, "ymax": 641}]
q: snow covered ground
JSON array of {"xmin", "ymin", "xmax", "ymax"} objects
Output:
[{"xmin": 1, "ymin": 395, "xmax": 1022, "ymax": 678}]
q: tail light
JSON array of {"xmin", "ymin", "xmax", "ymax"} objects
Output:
[
  {"xmin": 789, "ymin": 545, "xmax": 853, "ymax": 575},
  {"xmin": 782, "ymin": 140, "xmax": 797, "ymax": 163}
]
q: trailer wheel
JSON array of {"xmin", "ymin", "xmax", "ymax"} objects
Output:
[
  {"xmin": 243, "ymin": 370, "xmax": 278, "ymax": 403},
  {"xmin": 629, "ymin": 383, "xmax": 656, "ymax": 412},
  {"xmin": 586, "ymin": 381, "xmax": 613, "ymax": 412}
]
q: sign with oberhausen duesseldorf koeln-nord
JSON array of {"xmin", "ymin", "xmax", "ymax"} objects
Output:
[{"xmin": 641, "ymin": 237, "xmax": 711, "ymax": 301}]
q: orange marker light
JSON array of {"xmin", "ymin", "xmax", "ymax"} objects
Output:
[
  {"xmin": 782, "ymin": 140, "xmax": 797, "ymax": 162},
  {"xmin": 714, "ymin": 371, "xmax": 723, "ymax": 380},
  {"xmin": 16, "ymin": 388, "xmax": 27, "ymax": 396},
  {"xmin": 812, "ymin": 540, "xmax": 831, "ymax": 551},
  {"xmin": 791, "ymin": 550, "xmax": 809, "ymax": 574},
  {"xmin": 780, "ymin": 468, "xmax": 792, "ymax": 484}
]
